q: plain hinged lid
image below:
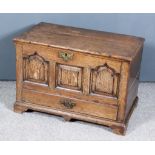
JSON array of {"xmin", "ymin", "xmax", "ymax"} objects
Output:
[{"xmin": 14, "ymin": 22, "xmax": 145, "ymax": 61}]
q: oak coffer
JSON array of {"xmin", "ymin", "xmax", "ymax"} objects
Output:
[{"xmin": 13, "ymin": 22, "xmax": 144, "ymax": 135}]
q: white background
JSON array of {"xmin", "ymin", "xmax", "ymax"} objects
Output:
[
  {"xmin": 0, "ymin": 0, "xmax": 155, "ymax": 13},
  {"xmin": 0, "ymin": 0, "xmax": 154, "ymax": 154}
]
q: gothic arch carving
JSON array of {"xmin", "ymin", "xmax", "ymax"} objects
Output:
[
  {"xmin": 23, "ymin": 52, "xmax": 48, "ymax": 84},
  {"xmin": 91, "ymin": 63, "xmax": 119, "ymax": 97}
]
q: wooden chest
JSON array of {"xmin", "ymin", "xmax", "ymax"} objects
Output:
[{"xmin": 13, "ymin": 22, "xmax": 144, "ymax": 135}]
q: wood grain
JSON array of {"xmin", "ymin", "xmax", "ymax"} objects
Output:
[
  {"xmin": 15, "ymin": 43, "xmax": 23, "ymax": 101},
  {"xmin": 23, "ymin": 52, "xmax": 48, "ymax": 84},
  {"xmin": 22, "ymin": 43, "xmax": 122, "ymax": 73},
  {"xmin": 14, "ymin": 22, "xmax": 144, "ymax": 61},
  {"xmin": 83, "ymin": 67, "xmax": 91, "ymax": 95},
  {"xmin": 13, "ymin": 22, "xmax": 144, "ymax": 135},
  {"xmin": 117, "ymin": 62, "xmax": 130, "ymax": 122},
  {"xmin": 91, "ymin": 63, "xmax": 119, "ymax": 97},
  {"xmin": 49, "ymin": 61, "xmax": 56, "ymax": 89},
  {"xmin": 57, "ymin": 64, "xmax": 82, "ymax": 90},
  {"xmin": 22, "ymin": 89, "xmax": 118, "ymax": 120},
  {"xmin": 14, "ymin": 95, "xmax": 138, "ymax": 135}
]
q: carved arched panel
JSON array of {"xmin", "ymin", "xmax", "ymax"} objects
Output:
[
  {"xmin": 23, "ymin": 52, "xmax": 49, "ymax": 84},
  {"xmin": 91, "ymin": 63, "xmax": 119, "ymax": 97}
]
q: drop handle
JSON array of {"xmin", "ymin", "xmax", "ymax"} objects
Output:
[
  {"xmin": 60, "ymin": 99, "xmax": 76, "ymax": 109},
  {"xmin": 59, "ymin": 51, "xmax": 73, "ymax": 61}
]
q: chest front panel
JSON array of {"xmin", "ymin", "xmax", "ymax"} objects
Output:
[
  {"xmin": 19, "ymin": 43, "xmax": 130, "ymax": 121},
  {"xmin": 22, "ymin": 43, "xmax": 122, "ymax": 105}
]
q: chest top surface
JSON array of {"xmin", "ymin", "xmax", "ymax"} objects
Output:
[{"xmin": 14, "ymin": 22, "xmax": 144, "ymax": 61}]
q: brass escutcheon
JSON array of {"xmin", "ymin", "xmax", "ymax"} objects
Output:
[
  {"xmin": 59, "ymin": 51, "xmax": 73, "ymax": 61},
  {"xmin": 60, "ymin": 99, "xmax": 76, "ymax": 109}
]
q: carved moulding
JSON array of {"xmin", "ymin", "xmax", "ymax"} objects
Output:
[
  {"xmin": 91, "ymin": 63, "xmax": 120, "ymax": 97},
  {"xmin": 23, "ymin": 52, "xmax": 49, "ymax": 84}
]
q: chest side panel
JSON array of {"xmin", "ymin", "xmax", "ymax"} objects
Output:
[{"xmin": 125, "ymin": 47, "xmax": 143, "ymax": 119}]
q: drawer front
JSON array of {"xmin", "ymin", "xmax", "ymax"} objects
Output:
[
  {"xmin": 22, "ymin": 89, "xmax": 118, "ymax": 120},
  {"xmin": 22, "ymin": 43, "xmax": 122, "ymax": 105}
]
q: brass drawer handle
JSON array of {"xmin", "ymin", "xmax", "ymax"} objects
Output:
[
  {"xmin": 59, "ymin": 52, "xmax": 73, "ymax": 61},
  {"xmin": 60, "ymin": 99, "xmax": 76, "ymax": 109}
]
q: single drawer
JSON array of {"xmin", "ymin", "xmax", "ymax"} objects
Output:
[{"xmin": 22, "ymin": 89, "xmax": 118, "ymax": 120}]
